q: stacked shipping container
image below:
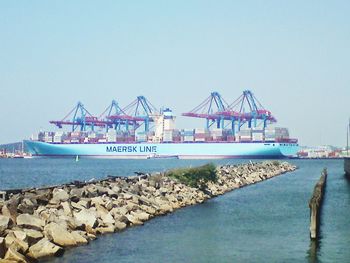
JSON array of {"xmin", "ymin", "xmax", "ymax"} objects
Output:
[{"xmin": 32, "ymin": 127, "xmax": 291, "ymax": 144}]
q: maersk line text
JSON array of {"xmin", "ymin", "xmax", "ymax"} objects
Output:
[{"xmin": 106, "ymin": 146, "xmax": 157, "ymax": 153}]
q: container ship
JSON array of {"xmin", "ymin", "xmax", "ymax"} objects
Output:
[{"xmin": 24, "ymin": 90, "xmax": 299, "ymax": 159}]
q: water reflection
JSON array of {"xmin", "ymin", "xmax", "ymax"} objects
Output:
[{"xmin": 307, "ymin": 239, "xmax": 322, "ymax": 263}]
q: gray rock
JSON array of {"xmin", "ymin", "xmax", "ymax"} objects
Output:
[
  {"xmin": 106, "ymin": 188, "xmax": 118, "ymax": 198},
  {"xmin": 158, "ymin": 204, "xmax": 173, "ymax": 214},
  {"xmin": 71, "ymin": 201, "xmax": 85, "ymax": 211},
  {"xmin": 13, "ymin": 230, "xmax": 27, "ymax": 242},
  {"xmin": 104, "ymin": 200, "xmax": 114, "ymax": 211},
  {"xmin": 18, "ymin": 198, "xmax": 37, "ymax": 214},
  {"xmin": 130, "ymin": 210, "xmax": 150, "ymax": 222},
  {"xmin": 114, "ymin": 221, "xmax": 127, "ymax": 231},
  {"xmin": 27, "ymin": 237, "xmax": 64, "ymax": 259},
  {"xmin": 70, "ymin": 231, "xmax": 88, "ymax": 245},
  {"xmin": 122, "ymin": 193, "xmax": 133, "ymax": 200},
  {"xmin": 23, "ymin": 229, "xmax": 43, "ymax": 245},
  {"xmin": 61, "ymin": 202, "xmax": 73, "ymax": 217},
  {"xmin": 77, "ymin": 199, "xmax": 90, "ymax": 209},
  {"xmin": 0, "ymin": 215, "xmax": 10, "ymax": 236},
  {"xmin": 4, "ymin": 233, "xmax": 28, "ymax": 254},
  {"xmin": 95, "ymin": 224, "xmax": 115, "ymax": 234},
  {"xmin": 70, "ymin": 188, "xmax": 83, "ymax": 202},
  {"xmin": 100, "ymin": 212, "xmax": 115, "ymax": 225},
  {"xmin": 84, "ymin": 185, "xmax": 98, "ymax": 198},
  {"xmin": 51, "ymin": 189, "xmax": 69, "ymax": 203},
  {"xmin": 91, "ymin": 197, "xmax": 105, "ymax": 207},
  {"xmin": 44, "ymin": 222, "xmax": 77, "ymax": 247},
  {"xmin": 4, "ymin": 245, "xmax": 28, "ymax": 262},
  {"xmin": 111, "ymin": 186, "xmax": 121, "ymax": 193},
  {"xmin": 95, "ymin": 185, "xmax": 109, "ymax": 195},
  {"xmin": 2, "ymin": 204, "xmax": 17, "ymax": 224},
  {"xmin": 33, "ymin": 189, "xmax": 52, "ymax": 205},
  {"xmin": 16, "ymin": 214, "xmax": 45, "ymax": 231},
  {"xmin": 125, "ymin": 214, "xmax": 143, "ymax": 226},
  {"xmin": 74, "ymin": 209, "xmax": 97, "ymax": 228}
]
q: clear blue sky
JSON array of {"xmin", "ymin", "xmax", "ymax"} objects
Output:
[{"xmin": 1, "ymin": 1, "xmax": 349, "ymax": 146}]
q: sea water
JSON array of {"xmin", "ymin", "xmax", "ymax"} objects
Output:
[{"xmin": 0, "ymin": 158, "xmax": 349, "ymax": 263}]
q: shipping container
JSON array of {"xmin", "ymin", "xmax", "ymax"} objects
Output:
[
  {"xmin": 53, "ymin": 136, "xmax": 62, "ymax": 143},
  {"xmin": 183, "ymin": 135, "xmax": 194, "ymax": 142}
]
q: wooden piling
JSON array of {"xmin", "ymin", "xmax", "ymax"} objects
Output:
[
  {"xmin": 345, "ymin": 157, "xmax": 350, "ymax": 176},
  {"xmin": 309, "ymin": 168, "xmax": 327, "ymax": 239}
]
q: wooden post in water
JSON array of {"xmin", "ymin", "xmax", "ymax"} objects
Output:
[
  {"xmin": 309, "ymin": 168, "xmax": 327, "ymax": 239},
  {"xmin": 345, "ymin": 158, "xmax": 350, "ymax": 176}
]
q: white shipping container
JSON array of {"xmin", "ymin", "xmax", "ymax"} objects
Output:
[
  {"xmin": 53, "ymin": 136, "xmax": 62, "ymax": 143},
  {"xmin": 195, "ymin": 128, "xmax": 206, "ymax": 134},
  {"xmin": 211, "ymin": 129, "xmax": 223, "ymax": 136},
  {"xmin": 88, "ymin": 133, "xmax": 96, "ymax": 138},
  {"xmin": 107, "ymin": 137, "xmax": 117, "ymax": 142},
  {"xmin": 163, "ymin": 131, "xmax": 173, "ymax": 137},
  {"xmin": 172, "ymin": 129, "xmax": 181, "ymax": 136},
  {"xmin": 183, "ymin": 135, "xmax": 194, "ymax": 142},
  {"xmin": 252, "ymin": 134, "xmax": 264, "ymax": 141}
]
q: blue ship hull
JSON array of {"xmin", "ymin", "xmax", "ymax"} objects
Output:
[{"xmin": 24, "ymin": 140, "xmax": 299, "ymax": 159}]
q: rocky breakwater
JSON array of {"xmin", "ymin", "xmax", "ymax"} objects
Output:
[{"xmin": 0, "ymin": 161, "xmax": 296, "ymax": 262}]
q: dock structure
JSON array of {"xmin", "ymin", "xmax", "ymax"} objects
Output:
[{"xmin": 309, "ymin": 168, "xmax": 327, "ymax": 239}]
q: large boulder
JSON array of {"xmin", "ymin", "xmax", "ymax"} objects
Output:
[
  {"xmin": 95, "ymin": 224, "xmax": 115, "ymax": 234},
  {"xmin": 130, "ymin": 210, "xmax": 150, "ymax": 222},
  {"xmin": 83, "ymin": 185, "xmax": 98, "ymax": 198},
  {"xmin": 13, "ymin": 230, "xmax": 27, "ymax": 242},
  {"xmin": 4, "ymin": 246, "xmax": 27, "ymax": 262},
  {"xmin": 16, "ymin": 214, "xmax": 45, "ymax": 231},
  {"xmin": 32, "ymin": 189, "xmax": 52, "ymax": 205},
  {"xmin": 70, "ymin": 188, "xmax": 83, "ymax": 202},
  {"xmin": 125, "ymin": 214, "xmax": 143, "ymax": 226},
  {"xmin": 61, "ymin": 202, "xmax": 73, "ymax": 217},
  {"xmin": 70, "ymin": 231, "xmax": 88, "ymax": 245},
  {"xmin": 27, "ymin": 238, "xmax": 64, "ymax": 259},
  {"xmin": 44, "ymin": 222, "xmax": 77, "ymax": 247},
  {"xmin": 74, "ymin": 209, "xmax": 97, "ymax": 228},
  {"xmin": 1, "ymin": 205, "xmax": 17, "ymax": 224},
  {"xmin": 51, "ymin": 189, "xmax": 69, "ymax": 204},
  {"xmin": 114, "ymin": 221, "xmax": 127, "ymax": 231},
  {"xmin": 23, "ymin": 229, "xmax": 43, "ymax": 245},
  {"xmin": 91, "ymin": 197, "xmax": 105, "ymax": 208},
  {"xmin": 100, "ymin": 212, "xmax": 115, "ymax": 225},
  {"xmin": 0, "ymin": 215, "xmax": 10, "ymax": 236},
  {"xmin": 4, "ymin": 233, "xmax": 28, "ymax": 254},
  {"xmin": 157, "ymin": 204, "xmax": 173, "ymax": 215},
  {"xmin": 17, "ymin": 198, "xmax": 37, "ymax": 214},
  {"xmin": 140, "ymin": 205, "xmax": 156, "ymax": 215}
]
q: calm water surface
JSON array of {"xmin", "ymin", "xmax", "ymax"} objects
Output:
[{"xmin": 0, "ymin": 158, "xmax": 349, "ymax": 263}]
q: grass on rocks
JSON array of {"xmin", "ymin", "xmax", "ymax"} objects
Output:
[{"xmin": 165, "ymin": 163, "xmax": 218, "ymax": 190}]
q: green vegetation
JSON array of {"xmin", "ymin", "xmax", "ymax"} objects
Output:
[
  {"xmin": 272, "ymin": 160, "xmax": 280, "ymax": 166},
  {"xmin": 166, "ymin": 163, "xmax": 218, "ymax": 190}
]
